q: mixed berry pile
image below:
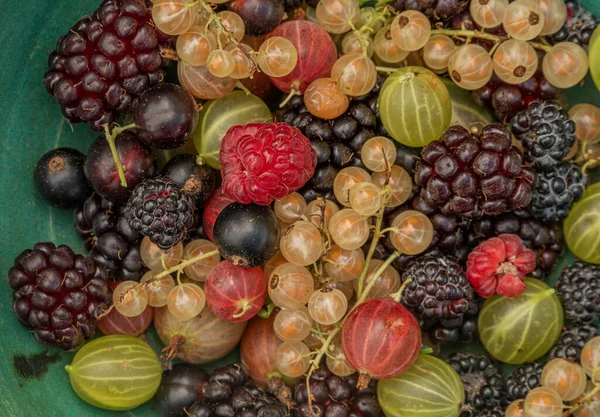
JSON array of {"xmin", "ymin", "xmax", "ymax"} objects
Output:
[{"xmin": 10, "ymin": 0, "xmax": 600, "ymax": 415}]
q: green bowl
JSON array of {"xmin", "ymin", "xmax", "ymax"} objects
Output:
[
  {"xmin": 0, "ymin": 2, "xmax": 237, "ymax": 415},
  {"xmin": 1, "ymin": 1, "xmax": 599, "ymax": 416}
]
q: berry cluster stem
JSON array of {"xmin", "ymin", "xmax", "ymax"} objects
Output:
[
  {"xmin": 563, "ymin": 382, "xmax": 600, "ymax": 416},
  {"xmin": 102, "ymin": 123, "xmax": 137, "ymax": 188},
  {"xmin": 429, "ymin": 29, "xmax": 553, "ymax": 52},
  {"xmin": 196, "ymin": 0, "xmax": 257, "ymax": 71},
  {"xmin": 356, "ymin": 182, "xmax": 394, "ymax": 298},
  {"xmin": 97, "ymin": 248, "xmax": 221, "ymax": 320}
]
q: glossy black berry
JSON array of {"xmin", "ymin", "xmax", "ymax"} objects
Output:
[
  {"xmin": 133, "ymin": 83, "xmax": 199, "ymax": 150},
  {"xmin": 213, "ymin": 203, "xmax": 280, "ymax": 268},
  {"xmin": 156, "ymin": 364, "xmax": 209, "ymax": 417},
  {"xmin": 85, "ymin": 130, "xmax": 157, "ymax": 204},
  {"xmin": 161, "ymin": 154, "xmax": 217, "ymax": 206},
  {"xmin": 187, "ymin": 365, "xmax": 290, "ymax": 417},
  {"xmin": 34, "ymin": 147, "xmax": 92, "ymax": 209}
]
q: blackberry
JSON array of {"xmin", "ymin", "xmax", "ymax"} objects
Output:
[
  {"xmin": 125, "ymin": 176, "xmax": 195, "ymax": 249},
  {"xmin": 409, "ymin": 195, "xmax": 470, "ymax": 251},
  {"xmin": 425, "ymin": 295, "xmax": 483, "ymax": 344},
  {"xmin": 400, "ymin": 254, "xmax": 473, "ymax": 322},
  {"xmin": 391, "ymin": 0, "xmax": 468, "ymax": 22},
  {"xmin": 511, "ymin": 101, "xmax": 576, "ymax": 171},
  {"xmin": 74, "ymin": 194, "xmax": 146, "ymax": 281},
  {"xmin": 505, "ymin": 362, "xmax": 544, "ymax": 402},
  {"xmin": 529, "ymin": 162, "xmax": 587, "ymax": 224},
  {"xmin": 187, "ymin": 364, "xmax": 291, "ymax": 417},
  {"xmin": 472, "ymin": 58, "xmax": 562, "ymax": 123},
  {"xmin": 466, "ymin": 209, "xmax": 564, "ymax": 280},
  {"xmin": 414, "ymin": 124, "xmax": 536, "ymax": 218},
  {"xmin": 549, "ymin": 325, "xmax": 599, "ymax": 361},
  {"xmin": 8, "ymin": 242, "xmax": 111, "ymax": 351},
  {"xmin": 478, "ymin": 405, "xmax": 506, "ymax": 417},
  {"xmin": 42, "ymin": 0, "xmax": 172, "ymax": 131},
  {"xmin": 551, "ymin": 0, "xmax": 600, "ymax": 50},
  {"xmin": 294, "ymin": 365, "xmax": 382, "ymax": 417},
  {"xmin": 555, "ymin": 261, "xmax": 600, "ymax": 325},
  {"xmin": 446, "ymin": 353, "xmax": 507, "ymax": 412}
]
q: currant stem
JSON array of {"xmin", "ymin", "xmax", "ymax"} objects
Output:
[
  {"xmin": 356, "ymin": 200, "xmax": 388, "ymax": 298},
  {"xmin": 257, "ymin": 302, "xmax": 276, "ymax": 319},
  {"xmin": 562, "ymin": 384, "xmax": 600, "ymax": 416},
  {"xmin": 391, "ymin": 278, "xmax": 412, "ymax": 303},
  {"xmin": 154, "ymin": 249, "xmax": 220, "ymax": 281},
  {"xmin": 375, "ymin": 66, "xmax": 400, "ymax": 73},
  {"xmin": 235, "ymin": 81, "xmax": 252, "ymax": 95},
  {"xmin": 196, "ymin": 0, "xmax": 257, "ymax": 72},
  {"xmin": 429, "ymin": 29, "xmax": 553, "ymax": 52},
  {"xmin": 356, "ymin": 251, "xmax": 401, "ymax": 307},
  {"xmin": 279, "ymin": 89, "xmax": 300, "ymax": 108},
  {"xmin": 102, "ymin": 123, "xmax": 137, "ymax": 188},
  {"xmin": 232, "ymin": 302, "xmax": 252, "ymax": 319}
]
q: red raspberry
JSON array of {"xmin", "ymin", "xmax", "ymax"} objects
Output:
[
  {"xmin": 220, "ymin": 123, "xmax": 317, "ymax": 205},
  {"xmin": 466, "ymin": 234, "xmax": 536, "ymax": 298}
]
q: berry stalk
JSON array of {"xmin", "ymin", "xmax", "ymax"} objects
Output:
[
  {"xmin": 356, "ymin": 182, "xmax": 393, "ymax": 298},
  {"xmin": 563, "ymin": 381, "xmax": 600, "ymax": 416},
  {"xmin": 430, "ymin": 29, "xmax": 553, "ymax": 52},
  {"xmin": 96, "ymin": 249, "xmax": 220, "ymax": 320},
  {"xmin": 102, "ymin": 123, "xmax": 137, "ymax": 187},
  {"xmin": 196, "ymin": 0, "xmax": 257, "ymax": 73}
]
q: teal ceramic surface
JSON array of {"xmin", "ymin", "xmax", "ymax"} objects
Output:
[
  {"xmin": 0, "ymin": 1, "xmax": 236, "ymax": 416},
  {"xmin": 0, "ymin": 1, "xmax": 598, "ymax": 416}
]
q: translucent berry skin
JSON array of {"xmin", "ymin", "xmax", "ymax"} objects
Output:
[
  {"xmin": 342, "ymin": 298, "xmax": 421, "ymax": 380},
  {"xmin": 97, "ymin": 304, "xmax": 153, "ymax": 336},
  {"xmin": 220, "ymin": 123, "xmax": 317, "ymax": 205},
  {"xmin": 542, "ymin": 42, "xmax": 589, "ymax": 89},
  {"xmin": 414, "ymin": 124, "xmax": 536, "ymax": 218},
  {"xmin": 205, "ymin": 261, "xmax": 267, "ymax": 323},
  {"xmin": 492, "ymin": 39, "xmax": 538, "ymax": 85},
  {"xmin": 267, "ymin": 21, "xmax": 337, "ymax": 93},
  {"xmin": 448, "ymin": 44, "xmax": 494, "ymax": 90},
  {"xmin": 42, "ymin": 0, "xmax": 171, "ymax": 131},
  {"xmin": 304, "ymin": 78, "xmax": 349, "ymax": 120},
  {"xmin": 178, "ymin": 61, "xmax": 236, "ymax": 100},
  {"xmin": 85, "ymin": 131, "xmax": 157, "ymax": 204}
]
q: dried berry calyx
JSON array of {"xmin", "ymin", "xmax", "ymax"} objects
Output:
[{"xmin": 467, "ymin": 234, "xmax": 536, "ymax": 298}]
